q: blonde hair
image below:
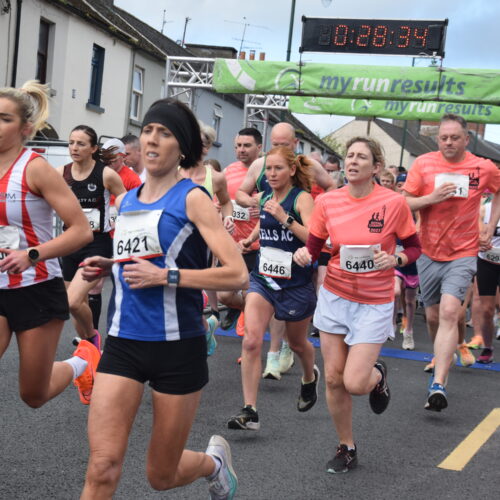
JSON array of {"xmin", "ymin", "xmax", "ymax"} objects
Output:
[
  {"xmin": 267, "ymin": 146, "xmax": 313, "ymax": 192},
  {"xmin": 379, "ymin": 169, "xmax": 395, "ymax": 183},
  {"xmin": 198, "ymin": 121, "xmax": 216, "ymax": 145},
  {"xmin": 0, "ymin": 80, "xmax": 50, "ymax": 142}
]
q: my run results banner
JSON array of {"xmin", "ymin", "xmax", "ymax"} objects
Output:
[
  {"xmin": 288, "ymin": 96, "xmax": 500, "ymax": 124},
  {"xmin": 213, "ymin": 59, "xmax": 500, "ymax": 105}
]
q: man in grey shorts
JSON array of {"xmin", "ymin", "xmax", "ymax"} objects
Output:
[{"xmin": 403, "ymin": 113, "xmax": 500, "ymax": 412}]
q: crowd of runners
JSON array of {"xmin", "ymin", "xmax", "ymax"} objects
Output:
[{"xmin": 1, "ymin": 79, "xmax": 499, "ymax": 499}]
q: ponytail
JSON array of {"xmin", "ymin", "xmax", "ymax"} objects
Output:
[
  {"xmin": 267, "ymin": 146, "xmax": 313, "ymax": 192},
  {"xmin": 0, "ymin": 80, "xmax": 50, "ymax": 141}
]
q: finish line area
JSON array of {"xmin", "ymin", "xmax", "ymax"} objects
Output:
[{"xmin": 215, "ymin": 328, "xmax": 500, "ymax": 373}]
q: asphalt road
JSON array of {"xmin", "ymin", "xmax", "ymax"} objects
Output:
[{"xmin": 1, "ymin": 290, "xmax": 499, "ymax": 499}]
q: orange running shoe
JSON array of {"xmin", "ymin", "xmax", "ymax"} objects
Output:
[
  {"xmin": 424, "ymin": 357, "xmax": 435, "ymax": 373},
  {"xmin": 399, "ymin": 316, "xmax": 407, "ymax": 334},
  {"xmin": 73, "ymin": 340, "xmax": 101, "ymax": 405},
  {"xmin": 457, "ymin": 343, "xmax": 475, "ymax": 367},
  {"xmin": 465, "ymin": 335, "xmax": 484, "ymax": 350},
  {"xmin": 236, "ymin": 311, "xmax": 245, "ymax": 337}
]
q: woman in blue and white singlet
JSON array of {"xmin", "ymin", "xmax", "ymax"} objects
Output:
[
  {"xmin": 227, "ymin": 146, "xmax": 319, "ymax": 432},
  {"xmin": 79, "ymin": 98, "xmax": 247, "ymax": 499}
]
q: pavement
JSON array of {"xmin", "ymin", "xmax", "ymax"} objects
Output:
[{"xmin": 1, "ymin": 299, "xmax": 499, "ymax": 499}]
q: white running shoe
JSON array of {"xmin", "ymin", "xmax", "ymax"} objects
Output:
[
  {"xmin": 279, "ymin": 342, "xmax": 295, "ymax": 373},
  {"xmin": 206, "ymin": 435, "xmax": 238, "ymax": 500},
  {"xmin": 262, "ymin": 353, "xmax": 281, "ymax": 380},
  {"xmin": 402, "ymin": 331, "xmax": 415, "ymax": 350}
]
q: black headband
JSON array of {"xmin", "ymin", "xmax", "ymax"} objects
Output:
[{"xmin": 142, "ymin": 101, "xmax": 192, "ymax": 161}]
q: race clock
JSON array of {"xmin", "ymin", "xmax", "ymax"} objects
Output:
[{"xmin": 300, "ymin": 18, "xmax": 448, "ymax": 57}]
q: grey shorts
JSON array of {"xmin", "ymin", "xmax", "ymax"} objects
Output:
[
  {"xmin": 313, "ymin": 287, "xmax": 394, "ymax": 345},
  {"xmin": 416, "ymin": 254, "xmax": 476, "ymax": 307}
]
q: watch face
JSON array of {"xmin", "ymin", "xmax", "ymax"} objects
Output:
[
  {"xmin": 168, "ymin": 269, "xmax": 180, "ymax": 284},
  {"xmin": 28, "ymin": 249, "xmax": 40, "ymax": 261}
]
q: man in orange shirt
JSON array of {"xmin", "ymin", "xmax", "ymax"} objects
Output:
[
  {"xmin": 404, "ymin": 114, "xmax": 500, "ymax": 412},
  {"xmin": 218, "ymin": 128, "xmax": 262, "ymax": 335}
]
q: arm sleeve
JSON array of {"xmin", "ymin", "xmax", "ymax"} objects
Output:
[
  {"xmin": 306, "ymin": 233, "xmax": 327, "ymax": 263},
  {"xmin": 400, "ymin": 233, "xmax": 422, "ymax": 265}
]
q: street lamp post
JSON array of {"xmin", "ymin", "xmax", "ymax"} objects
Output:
[
  {"xmin": 286, "ymin": 0, "xmax": 332, "ymax": 62},
  {"xmin": 286, "ymin": 0, "xmax": 297, "ymax": 62}
]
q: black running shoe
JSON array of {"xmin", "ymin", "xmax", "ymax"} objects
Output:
[
  {"xmin": 369, "ymin": 360, "xmax": 390, "ymax": 414},
  {"xmin": 310, "ymin": 327, "xmax": 320, "ymax": 338},
  {"xmin": 297, "ymin": 365, "xmax": 320, "ymax": 412},
  {"xmin": 221, "ymin": 308, "xmax": 241, "ymax": 331},
  {"xmin": 227, "ymin": 405, "xmax": 260, "ymax": 430},
  {"xmin": 326, "ymin": 444, "xmax": 358, "ymax": 474}
]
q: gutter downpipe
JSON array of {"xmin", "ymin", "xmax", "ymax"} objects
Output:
[{"xmin": 10, "ymin": 0, "xmax": 22, "ymax": 87}]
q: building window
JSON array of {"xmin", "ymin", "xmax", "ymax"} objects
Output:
[
  {"xmin": 130, "ymin": 67, "xmax": 144, "ymax": 120},
  {"xmin": 36, "ymin": 20, "xmax": 51, "ymax": 84},
  {"xmin": 88, "ymin": 44, "xmax": 105, "ymax": 107},
  {"xmin": 297, "ymin": 141, "xmax": 304, "ymax": 154},
  {"xmin": 212, "ymin": 104, "xmax": 223, "ymax": 142}
]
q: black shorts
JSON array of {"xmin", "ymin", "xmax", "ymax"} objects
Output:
[
  {"xmin": 61, "ymin": 232, "xmax": 112, "ymax": 281},
  {"xmin": 477, "ymin": 257, "xmax": 500, "ymax": 296},
  {"xmin": 242, "ymin": 250, "xmax": 258, "ymax": 273},
  {"xmin": 97, "ymin": 335, "xmax": 209, "ymax": 395},
  {"xmin": 318, "ymin": 251, "xmax": 330, "ymax": 267},
  {"xmin": 0, "ymin": 278, "xmax": 69, "ymax": 332}
]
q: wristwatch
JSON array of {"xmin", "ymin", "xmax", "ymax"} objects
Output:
[
  {"xmin": 26, "ymin": 247, "xmax": 40, "ymax": 266},
  {"xmin": 167, "ymin": 267, "xmax": 180, "ymax": 287},
  {"xmin": 282, "ymin": 215, "xmax": 294, "ymax": 229},
  {"xmin": 393, "ymin": 254, "xmax": 403, "ymax": 267}
]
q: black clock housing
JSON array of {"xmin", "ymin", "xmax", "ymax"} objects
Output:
[{"xmin": 300, "ymin": 17, "xmax": 448, "ymax": 57}]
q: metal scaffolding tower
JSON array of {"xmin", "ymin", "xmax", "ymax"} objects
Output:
[{"xmin": 164, "ymin": 56, "xmax": 289, "ymax": 142}]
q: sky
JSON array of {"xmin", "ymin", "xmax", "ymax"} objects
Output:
[{"xmin": 115, "ymin": 0, "xmax": 500, "ymax": 143}]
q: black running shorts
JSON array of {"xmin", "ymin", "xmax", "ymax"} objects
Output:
[
  {"xmin": 61, "ymin": 232, "xmax": 112, "ymax": 282},
  {"xmin": 98, "ymin": 334, "xmax": 209, "ymax": 395},
  {"xmin": 477, "ymin": 257, "xmax": 500, "ymax": 296},
  {"xmin": 0, "ymin": 278, "xmax": 69, "ymax": 332}
]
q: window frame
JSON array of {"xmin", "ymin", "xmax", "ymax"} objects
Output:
[
  {"xmin": 88, "ymin": 44, "xmax": 105, "ymax": 108},
  {"xmin": 130, "ymin": 66, "xmax": 144, "ymax": 121}
]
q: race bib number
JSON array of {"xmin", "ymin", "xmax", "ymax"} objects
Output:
[
  {"xmin": 109, "ymin": 206, "xmax": 118, "ymax": 229},
  {"xmin": 231, "ymin": 201, "xmax": 250, "ymax": 221},
  {"xmin": 259, "ymin": 246, "xmax": 292, "ymax": 279},
  {"xmin": 483, "ymin": 247, "xmax": 500, "ymax": 264},
  {"xmin": 83, "ymin": 208, "xmax": 101, "ymax": 231},
  {"xmin": 113, "ymin": 210, "xmax": 163, "ymax": 262},
  {"xmin": 0, "ymin": 226, "xmax": 21, "ymax": 260},
  {"xmin": 340, "ymin": 244, "xmax": 381, "ymax": 273},
  {"xmin": 434, "ymin": 173, "xmax": 469, "ymax": 198}
]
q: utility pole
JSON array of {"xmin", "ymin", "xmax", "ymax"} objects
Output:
[{"xmin": 286, "ymin": 0, "xmax": 332, "ymax": 61}]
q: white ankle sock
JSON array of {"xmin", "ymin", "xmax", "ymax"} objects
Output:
[
  {"xmin": 207, "ymin": 455, "xmax": 222, "ymax": 480},
  {"xmin": 63, "ymin": 356, "xmax": 88, "ymax": 379}
]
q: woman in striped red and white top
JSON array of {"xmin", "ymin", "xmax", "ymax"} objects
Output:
[{"xmin": 0, "ymin": 80, "xmax": 96, "ymax": 409}]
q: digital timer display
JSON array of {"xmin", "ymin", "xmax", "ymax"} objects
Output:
[{"xmin": 300, "ymin": 18, "xmax": 448, "ymax": 57}]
